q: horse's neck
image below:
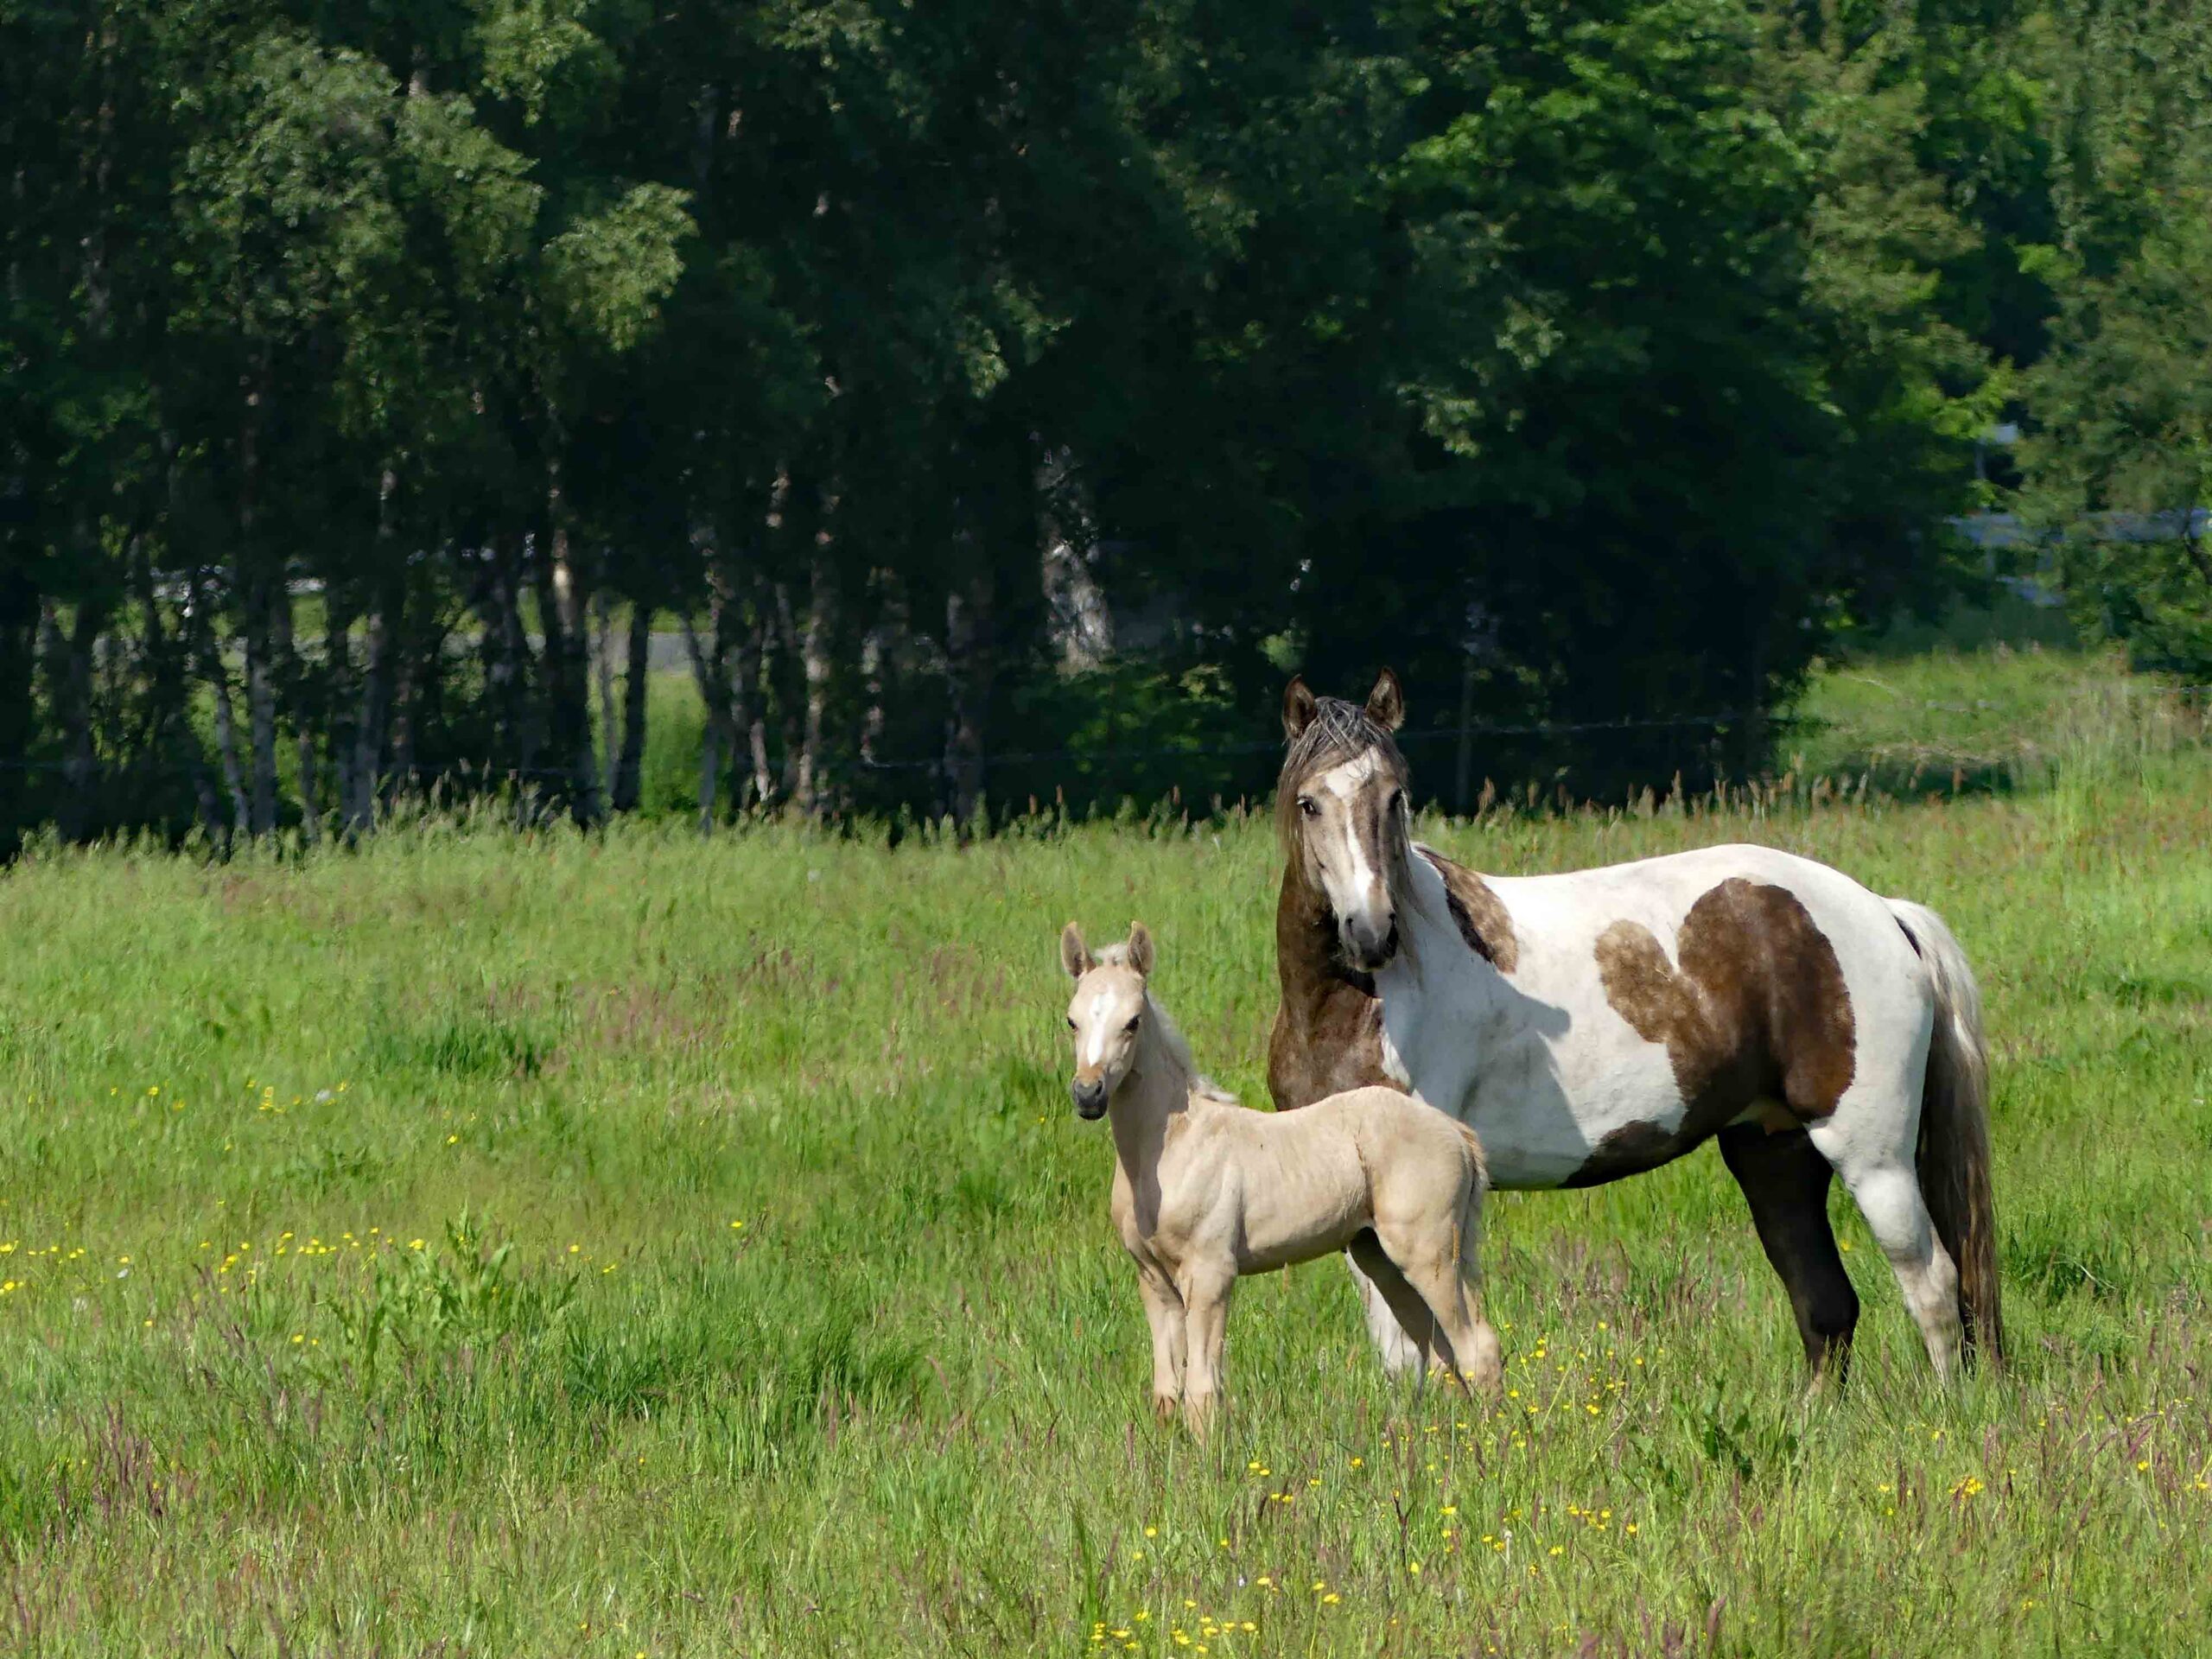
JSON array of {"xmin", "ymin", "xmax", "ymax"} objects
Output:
[
  {"xmin": 1107, "ymin": 1019, "xmax": 1193, "ymax": 1179},
  {"xmin": 1392, "ymin": 850, "xmax": 1505, "ymax": 1014},
  {"xmin": 1276, "ymin": 867, "xmax": 1373, "ymax": 1006}
]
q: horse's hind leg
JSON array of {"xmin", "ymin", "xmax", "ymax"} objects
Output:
[
  {"xmin": 1719, "ymin": 1123, "xmax": 1859, "ymax": 1390},
  {"xmin": 1344, "ymin": 1235, "xmax": 1433, "ymax": 1376},
  {"xmin": 1811, "ymin": 1128, "xmax": 1964, "ymax": 1381},
  {"xmin": 1347, "ymin": 1230, "xmax": 1438, "ymax": 1375}
]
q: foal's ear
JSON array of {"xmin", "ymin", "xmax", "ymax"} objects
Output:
[
  {"xmin": 1363, "ymin": 667, "xmax": 1406, "ymax": 733},
  {"xmin": 1060, "ymin": 922, "xmax": 1093, "ymax": 980},
  {"xmin": 1126, "ymin": 922, "xmax": 1155, "ymax": 979},
  {"xmin": 1281, "ymin": 676, "xmax": 1318, "ymax": 741}
]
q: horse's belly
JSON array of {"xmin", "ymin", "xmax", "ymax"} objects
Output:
[{"xmin": 1459, "ymin": 1037, "xmax": 1687, "ymax": 1191}]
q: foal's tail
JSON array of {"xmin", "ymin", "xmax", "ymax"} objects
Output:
[
  {"xmin": 1451, "ymin": 1116, "xmax": 1491, "ymax": 1266},
  {"xmin": 1888, "ymin": 898, "xmax": 2004, "ymax": 1370}
]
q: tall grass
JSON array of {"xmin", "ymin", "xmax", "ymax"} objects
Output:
[{"xmin": 0, "ymin": 677, "xmax": 2207, "ymax": 1656}]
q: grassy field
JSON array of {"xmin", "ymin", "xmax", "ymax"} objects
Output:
[{"xmin": 2, "ymin": 659, "xmax": 2209, "ymax": 1656}]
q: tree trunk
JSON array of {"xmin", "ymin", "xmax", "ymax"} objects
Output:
[
  {"xmin": 859, "ymin": 609, "xmax": 891, "ymax": 769},
  {"xmin": 243, "ymin": 574, "xmax": 278, "ymax": 838},
  {"xmin": 200, "ymin": 600, "xmax": 251, "ymax": 836},
  {"xmin": 593, "ymin": 588, "xmax": 619, "ymax": 788},
  {"xmin": 58, "ymin": 596, "xmax": 104, "ymax": 842},
  {"xmin": 483, "ymin": 533, "xmax": 531, "ymax": 788},
  {"xmin": 739, "ymin": 612, "xmax": 772, "ymax": 810},
  {"xmin": 796, "ymin": 550, "xmax": 835, "ymax": 819},
  {"xmin": 538, "ymin": 453, "xmax": 602, "ymax": 825},
  {"xmin": 944, "ymin": 562, "xmax": 994, "ymax": 828},
  {"xmin": 613, "ymin": 601, "xmax": 651, "ymax": 812},
  {"xmin": 680, "ymin": 610, "xmax": 725, "ymax": 833},
  {"xmin": 347, "ymin": 582, "xmax": 395, "ymax": 838},
  {"xmin": 0, "ymin": 560, "xmax": 36, "ymax": 861},
  {"xmin": 279, "ymin": 591, "xmax": 316, "ymax": 844},
  {"xmin": 324, "ymin": 583, "xmax": 358, "ymax": 830}
]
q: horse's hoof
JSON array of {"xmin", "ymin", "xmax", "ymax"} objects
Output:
[{"xmin": 1151, "ymin": 1394, "xmax": 1179, "ymax": 1424}]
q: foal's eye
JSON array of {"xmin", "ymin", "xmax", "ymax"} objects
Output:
[
  {"xmin": 1065, "ymin": 1017, "xmax": 1077, "ymax": 1030},
  {"xmin": 1123, "ymin": 1016, "xmax": 1141, "ymax": 1033}
]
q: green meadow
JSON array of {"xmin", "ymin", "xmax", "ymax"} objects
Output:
[{"xmin": 2, "ymin": 645, "xmax": 2209, "ymax": 1656}]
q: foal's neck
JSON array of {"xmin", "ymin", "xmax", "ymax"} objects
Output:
[{"xmin": 1107, "ymin": 1004, "xmax": 1196, "ymax": 1173}]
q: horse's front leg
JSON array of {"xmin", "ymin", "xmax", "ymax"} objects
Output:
[
  {"xmin": 1176, "ymin": 1262, "xmax": 1236, "ymax": 1440},
  {"xmin": 1133, "ymin": 1261, "xmax": 1186, "ymax": 1423}
]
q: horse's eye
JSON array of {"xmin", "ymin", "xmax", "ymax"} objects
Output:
[
  {"xmin": 1123, "ymin": 1016, "xmax": 1141, "ymax": 1033},
  {"xmin": 1066, "ymin": 1017, "xmax": 1077, "ymax": 1030},
  {"xmin": 1387, "ymin": 790, "xmax": 1403, "ymax": 813},
  {"xmin": 1298, "ymin": 798, "xmax": 1319, "ymax": 818}
]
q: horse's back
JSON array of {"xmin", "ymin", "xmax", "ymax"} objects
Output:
[{"xmin": 1408, "ymin": 839, "xmax": 1938, "ymax": 1186}]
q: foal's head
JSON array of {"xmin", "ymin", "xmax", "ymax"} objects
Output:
[
  {"xmin": 1277, "ymin": 669, "xmax": 1413, "ymax": 972},
  {"xmin": 1058, "ymin": 921, "xmax": 1155, "ymax": 1119}
]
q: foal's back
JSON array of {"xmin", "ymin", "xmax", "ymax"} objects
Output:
[{"xmin": 1185, "ymin": 1087, "xmax": 1481, "ymax": 1273}]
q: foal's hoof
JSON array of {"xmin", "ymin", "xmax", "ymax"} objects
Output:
[{"xmin": 1151, "ymin": 1393, "xmax": 1180, "ymax": 1425}]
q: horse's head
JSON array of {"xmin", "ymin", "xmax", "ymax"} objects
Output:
[
  {"xmin": 1277, "ymin": 669, "xmax": 1412, "ymax": 973},
  {"xmin": 1058, "ymin": 920, "xmax": 1155, "ymax": 1119}
]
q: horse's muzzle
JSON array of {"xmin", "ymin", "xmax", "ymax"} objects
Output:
[
  {"xmin": 1071, "ymin": 1077, "xmax": 1109, "ymax": 1120},
  {"xmin": 1341, "ymin": 917, "xmax": 1400, "ymax": 973}
]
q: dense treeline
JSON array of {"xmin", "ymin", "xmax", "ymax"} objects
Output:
[{"xmin": 1, "ymin": 0, "xmax": 2202, "ymax": 849}]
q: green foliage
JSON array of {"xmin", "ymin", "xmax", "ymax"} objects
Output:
[{"xmin": 2016, "ymin": 1, "xmax": 2212, "ymax": 675}]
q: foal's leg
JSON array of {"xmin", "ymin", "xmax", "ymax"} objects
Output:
[
  {"xmin": 1811, "ymin": 1126, "xmax": 1964, "ymax": 1381},
  {"xmin": 1374, "ymin": 1219, "xmax": 1503, "ymax": 1395},
  {"xmin": 1133, "ymin": 1262, "xmax": 1186, "ymax": 1423},
  {"xmin": 1176, "ymin": 1262, "xmax": 1236, "ymax": 1440},
  {"xmin": 1719, "ymin": 1124, "xmax": 1860, "ymax": 1392},
  {"xmin": 1346, "ymin": 1230, "xmax": 1440, "ymax": 1376}
]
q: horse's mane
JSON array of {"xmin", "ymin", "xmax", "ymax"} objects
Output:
[
  {"xmin": 1094, "ymin": 941, "xmax": 1237, "ymax": 1104},
  {"xmin": 1273, "ymin": 696, "xmax": 1409, "ymax": 855}
]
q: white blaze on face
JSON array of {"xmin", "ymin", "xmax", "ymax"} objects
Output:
[
  {"xmin": 1083, "ymin": 989, "xmax": 1113, "ymax": 1067},
  {"xmin": 1313, "ymin": 753, "xmax": 1391, "ymax": 937}
]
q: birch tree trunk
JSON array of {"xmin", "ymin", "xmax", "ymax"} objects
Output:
[
  {"xmin": 199, "ymin": 594, "xmax": 251, "ymax": 836},
  {"xmin": 796, "ymin": 535, "xmax": 836, "ymax": 820},
  {"xmin": 613, "ymin": 601, "xmax": 651, "ymax": 812},
  {"xmin": 593, "ymin": 588, "xmax": 618, "ymax": 790},
  {"xmin": 347, "ymin": 578, "xmax": 396, "ymax": 838},
  {"xmin": 538, "ymin": 453, "xmax": 602, "ymax": 825}
]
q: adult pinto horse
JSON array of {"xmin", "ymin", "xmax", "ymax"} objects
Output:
[{"xmin": 1268, "ymin": 671, "xmax": 2000, "ymax": 1386}]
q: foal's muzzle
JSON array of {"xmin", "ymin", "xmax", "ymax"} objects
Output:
[{"xmin": 1071, "ymin": 1077, "xmax": 1109, "ymax": 1120}]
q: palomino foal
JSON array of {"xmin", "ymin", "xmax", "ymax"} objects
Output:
[{"xmin": 1061, "ymin": 921, "xmax": 1502, "ymax": 1437}]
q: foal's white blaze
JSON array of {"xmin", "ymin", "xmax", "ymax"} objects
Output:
[{"xmin": 1084, "ymin": 990, "xmax": 1113, "ymax": 1067}]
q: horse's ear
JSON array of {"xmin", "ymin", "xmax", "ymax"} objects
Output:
[
  {"xmin": 1364, "ymin": 667, "xmax": 1405, "ymax": 733},
  {"xmin": 1126, "ymin": 921, "xmax": 1154, "ymax": 979},
  {"xmin": 1060, "ymin": 923, "xmax": 1093, "ymax": 980},
  {"xmin": 1282, "ymin": 676, "xmax": 1318, "ymax": 741}
]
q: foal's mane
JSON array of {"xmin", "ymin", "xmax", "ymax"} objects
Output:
[{"xmin": 1093, "ymin": 941, "xmax": 1237, "ymax": 1104}]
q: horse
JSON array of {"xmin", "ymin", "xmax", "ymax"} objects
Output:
[
  {"xmin": 1267, "ymin": 671, "xmax": 1999, "ymax": 1389},
  {"xmin": 1060, "ymin": 920, "xmax": 1503, "ymax": 1436}
]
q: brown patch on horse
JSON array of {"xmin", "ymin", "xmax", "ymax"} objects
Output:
[
  {"xmin": 1570, "ymin": 879, "xmax": 1857, "ymax": 1185},
  {"xmin": 1421, "ymin": 849, "xmax": 1519, "ymax": 974},
  {"xmin": 1267, "ymin": 872, "xmax": 1402, "ymax": 1110}
]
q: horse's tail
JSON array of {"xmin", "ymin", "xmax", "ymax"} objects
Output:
[{"xmin": 1887, "ymin": 897, "xmax": 2003, "ymax": 1369}]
